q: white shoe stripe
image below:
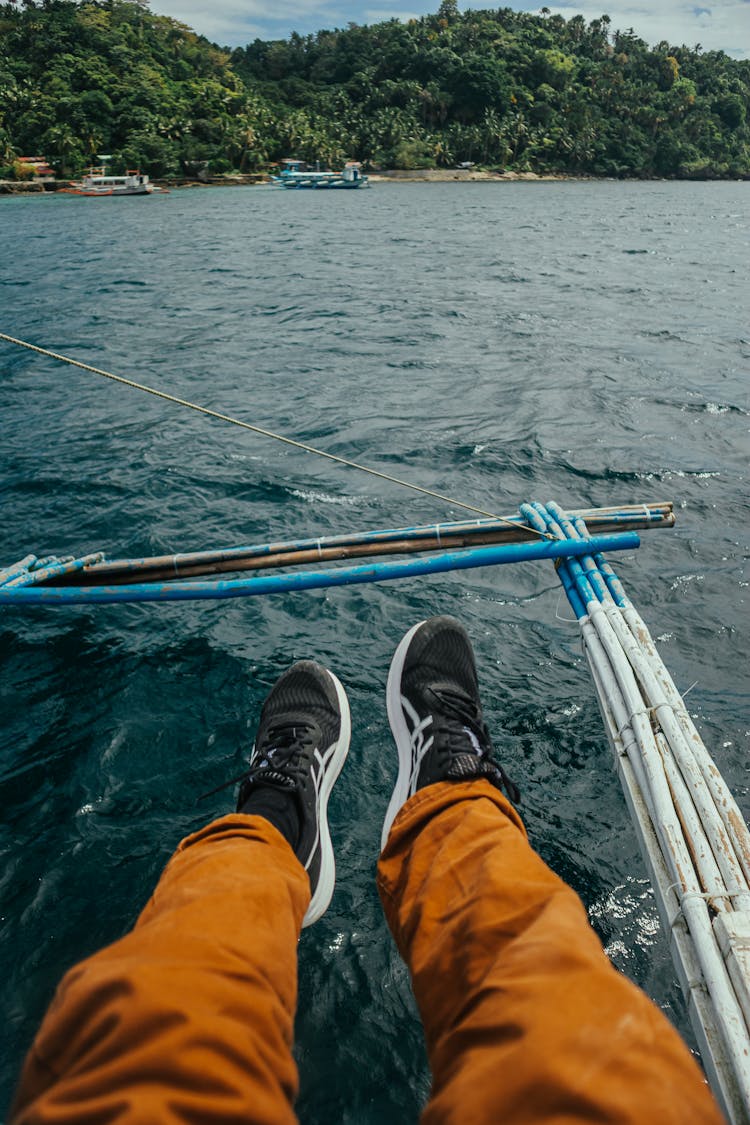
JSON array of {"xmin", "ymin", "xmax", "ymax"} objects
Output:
[{"xmin": 401, "ymin": 695, "xmax": 434, "ymax": 795}]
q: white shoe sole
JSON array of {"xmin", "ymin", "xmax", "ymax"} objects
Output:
[
  {"xmin": 303, "ymin": 670, "xmax": 351, "ymax": 927},
  {"xmin": 381, "ymin": 620, "xmax": 426, "ymax": 851}
]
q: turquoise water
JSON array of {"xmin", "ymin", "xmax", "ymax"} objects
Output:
[{"xmin": 1, "ymin": 181, "xmax": 748, "ymax": 1118}]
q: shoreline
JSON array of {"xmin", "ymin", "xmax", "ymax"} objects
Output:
[
  {"xmin": 1, "ymin": 169, "xmax": 746, "ymax": 195},
  {"xmin": 366, "ymin": 169, "xmax": 576, "ymax": 182},
  {"xmin": 0, "ymin": 170, "xmax": 572, "ymax": 194}
]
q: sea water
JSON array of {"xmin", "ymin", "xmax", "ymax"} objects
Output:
[{"xmin": 1, "ymin": 181, "xmax": 748, "ymax": 1119}]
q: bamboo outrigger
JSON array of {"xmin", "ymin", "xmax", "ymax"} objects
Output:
[
  {"xmin": 2, "ymin": 499, "xmax": 749, "ymax": 1121},
  {"xmin": 0, "ymin": 503, "xmax": 663, "ymax": 602},
  {"xmin": 2, "ymin": 331, "xmax": 748, "ymax": 1120}
]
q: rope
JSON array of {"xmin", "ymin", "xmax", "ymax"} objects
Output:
[
  {"xmin": 0, "ymin": 332, "xmax": 550, "ymax": 535},
  {"xmin": 667, "ymin": 887, "xmax": 748, "ymax": 928}
]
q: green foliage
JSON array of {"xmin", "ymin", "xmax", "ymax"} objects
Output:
[
  {"xmin": 392, "ymin": 137, "xmax": 436, "ymax": 168},
  {"xmin": 1, "ymin": 1, "xmax": 748, "ymax": 179},
  {"xmin": 231, "ymin": 6, "xmax": 749, "ymax": 177},
  {"xmin": 0, "ymin": 0, "xmax": 273, "ymax": 176},
  {"xmin": 12, "ymin": 156, "xmax": 36, "ymax": 179}
]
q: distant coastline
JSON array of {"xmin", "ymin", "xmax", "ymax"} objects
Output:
[
  {"xmin": 4, "ymin": 3, "xmax": 749, "ymax": 189},
  {"xmin": 4, "ymin": 168, "xmax": 748, "ymax": 197},
  {"xmin": 367, "ymin": 170, "xmax": 583, "ymax": 183}
]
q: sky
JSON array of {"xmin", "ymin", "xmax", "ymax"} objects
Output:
[{"xmin": 148, "ymin": 0, "xmax": 750, "ymax": 57}]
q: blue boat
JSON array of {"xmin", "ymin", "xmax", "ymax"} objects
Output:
[{"xmin": 274, "ymin": 159, "xmax": 369, "ymax": 189}]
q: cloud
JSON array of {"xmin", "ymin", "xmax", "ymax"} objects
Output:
[
  {"xmin": 537, "ymin": 0, "xmax": 749, "ymax": 55},
  {"xmin": 152, "ymin": 0, "xmax": 341, "ymax": 43},
  {"xmin": 150, "ymin": 0, "xmax": 749, "ymax": 56}
]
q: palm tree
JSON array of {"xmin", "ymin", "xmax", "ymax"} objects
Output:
[{"xmin": 43, "ymin": 123, "xmax": 80, "ymax": 175}]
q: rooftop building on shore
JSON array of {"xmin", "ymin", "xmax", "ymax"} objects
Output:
[{"xmin": 17, "ymin": 156, "xmax": 54, "ymax": 178}]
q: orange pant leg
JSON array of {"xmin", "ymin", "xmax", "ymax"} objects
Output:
[
  {"xmin": 11, "ymin": 814, "xmax": 309, "ymax": 1125},
  {"xmin": 377, "ymin": 780, "xmax": 724, "ymax": 1125}
]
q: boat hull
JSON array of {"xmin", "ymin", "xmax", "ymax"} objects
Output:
[
  {"xmin": 274, "ymin": 164, "xmax": 369, "ymax": 190},
  {"xmin": 279, "ymin": 179, "xmax": 367, "ymax": 189},
  {"xmin": 63, "ymin": 169, "xmax": 155, "ymax": 196},
  {"xmin": 62, "ymin": 185, "xmax": 153, "ymax": 196}
]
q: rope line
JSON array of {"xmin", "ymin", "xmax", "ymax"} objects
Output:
[{"xmin": 1, "ymin": 332, "xmax": 550, "ymax": 534}]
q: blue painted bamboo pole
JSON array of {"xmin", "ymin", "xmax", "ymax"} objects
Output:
[
  {"xmin": 4, "ymin": 553, "xmax": 105, "ymax": 588},
  {"xmin": 520, "ymin": 502, "xmax": 586, "ymax": 620},
  {"xmin": 544, "ymin": 502, "xmax": 612, "ymax": 605},
  {"xmin": 30, "ymin": 556, "xmax": 69, "ymax": 570},
  {"xmin": 519, "ymin": 502, "xmax": 604, "ymax": 621},
  {"xmin": 542, "ymin": 502, "xmax": 634, "ymax": 614},
  {"xmin": 0, "ymin": 555, "xmax": 37, "ymax": 586},
  {"xmin": 529, "ymin": 503, "xmax": 604, "ymax": 612},
  {"xmin": 0, "ymin": 533, "xmax": 640, "ymax": 606},
  {"xmin": 555, "ymin": 560, "xmax": 587, "ymax": 620},
  {"xmin": 69, "ymin": 503, "xmax": 673, "ymax": 582},
  {"xmin": 570, "ymin": 515, "xmax": 630, "ymax": 608}
]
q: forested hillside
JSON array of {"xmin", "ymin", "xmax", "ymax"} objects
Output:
[
  {"xmin": 0, "ymin": 0, "xmax": 266, "ymax": 176},
  {"xmin": 233, "ymin": 1, "xmax": 750, "ymax": 177},
  {"xmin": 1, "ymin": 0, "xmax": 749, "ymax": 179}
]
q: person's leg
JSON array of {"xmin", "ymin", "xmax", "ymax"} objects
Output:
[
  {"xmin": 11, "ymin": 661, "xmax": 350, "ymax": 1125},
  {"xmin": 378, "ymin": 617, "xmax": 723, "ymax": 1125},
  {"xmin": 12, "ymin": 814, "xmax": 308, "ymax": 1125}
]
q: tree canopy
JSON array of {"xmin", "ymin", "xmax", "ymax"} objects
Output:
[
  {"xmin": 0, "ymin": 0, "xmax": 270, "ymax": 176},
  {"xmin": 1, "ymin": 0, "xmax": 748, "ymax": 179}
]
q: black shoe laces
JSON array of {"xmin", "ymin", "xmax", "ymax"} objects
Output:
[
  {"xmin": 428, "ymin": 684, "xmax": 521, "ymax": 803},
  {"xmin": 243, "ymin": 719, "xmax": 318, "ymax": 792},
  {"xmin": 428, "ymin": 684, "xmax": 493, "ymax": 751},
  {"xmin": 198, "ymin": 720, "xmax": 318, "ymax": 805}
]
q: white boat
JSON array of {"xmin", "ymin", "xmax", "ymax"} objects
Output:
[{"xmin": 63, "ymin": 168, "xmax": 154, "ymax": 196}]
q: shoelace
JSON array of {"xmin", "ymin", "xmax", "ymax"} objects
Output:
[
  {"xmin": 427, "ymin": 684, "xmax": 493, "ymax": 751},
  {"xmin": 428, "ymin": 684, "xmax": 521, "ymax": 803},
  {"xmin": 247, "ymin": 720, "xmax": 318, "ymax": 789},
  {"xmin": 198, "ymin": 719, "xmax": 317, "ymax": 802}
]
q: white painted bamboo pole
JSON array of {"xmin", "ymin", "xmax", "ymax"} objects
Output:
[
  {"xmin": 578, "ymin": 589, "xmax": 750, "ymax": 1111},
  {"xmin": 550, "ymin": 503, "xmax": 750, "ymax": 895},
  {"xmin": 583, "ymin": 641, "xmax": 747, "ymax": 1124},
  {"xmin": 601, "ymin": 599, "xmax": 750, "ymax": 908},
  {"xmin": 568, "ymin": 513, "xmax": 750, "ymax": 888},
  {"xmin": 581, "ymin": 624, "xmax": 653, "ymax": 814},
  {"xmin": 614, "ymin": 599, "xmax": 750, "ymax": 887},
  {"xmin": 657, "ymin": 732, "xmax": 742, "ymax": 913},
  {"xmin": 541, "ymin": 503, "xmax": 750, "ymax": 1115}
]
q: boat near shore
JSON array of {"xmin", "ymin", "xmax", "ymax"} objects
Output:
[
  {"xmin": 62, "ymin": 168, "xmax": 156, "ymax": 196},
  {"xmin": 274, "ymin": 159, "xmax": 368, "ymax": 189}
]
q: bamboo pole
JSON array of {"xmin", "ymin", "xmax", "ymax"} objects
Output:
[
  {"xmin": 533, "ymin": 501, "xmax": 750, "ymax": 1122},
  {"xmin": 0, "ymin": 555, "xmax": 37, "ymax": 586},
  {"xmin": 551, "ymin": 505, "xmax": 750, "ymax": 893},
  {"xmin": 46, "ymin": 502, "xmax": 674, "ymax": 588},
  {"xmin": 542, "ymin": 502, "xmax": 750, "ymax": 904},
  {"xmin": 556, "ymin": 564, "xmax": 750, "ymax": 1118},
  {"xmin": 4, "ymin": 553, "xmax": 105, "ymax": 588},
  {"xmin": 0, "ymin": 532, "xmax": 641, "ymax": 606}
]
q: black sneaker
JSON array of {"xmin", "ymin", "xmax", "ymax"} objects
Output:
[
  {"xmin": 237, "ymin": 661, "xmax": 350, "ymax": 927},
  {"xmin": 381, "ymin": 616, "xmax": 519, "ymax": 848}
]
